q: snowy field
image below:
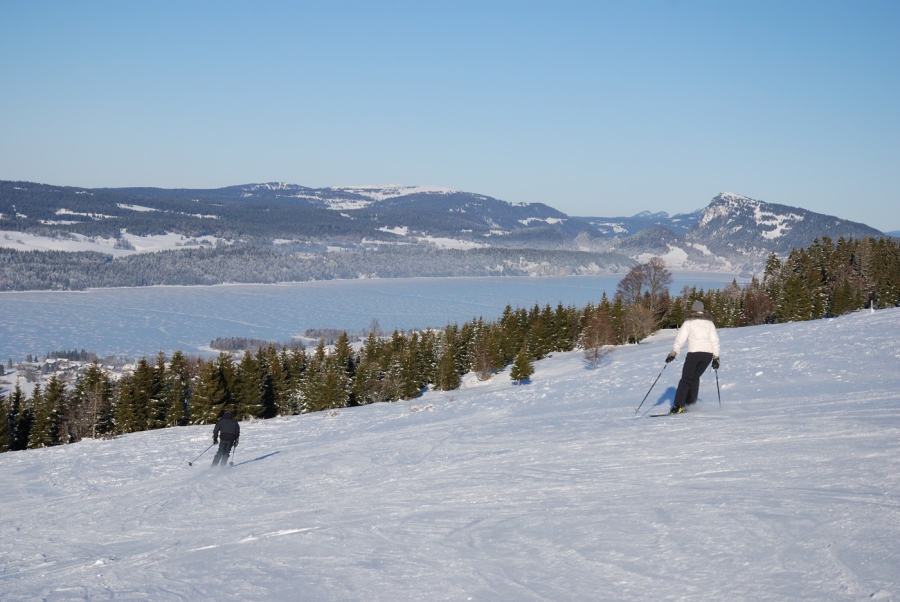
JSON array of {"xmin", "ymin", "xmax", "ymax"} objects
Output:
[
  {"xmin": 1, "ymin": 308, "xmax": 898, "ymax": 601},
  {"xmin": 0, "ymin": 229, "xmax": 219, "ymax": 257}
]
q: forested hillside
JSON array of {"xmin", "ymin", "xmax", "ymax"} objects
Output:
[
  {"xmin": 0, "ymin": 246, "xmax": 632, "ymax": 291},
  {"xmin": 0, "ymin": 180, "xmax": 581, "ymax": 242}
]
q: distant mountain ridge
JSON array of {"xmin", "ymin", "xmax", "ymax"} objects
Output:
[
  {"xmin": 116, "ymin": 182, "xmax": 704, "ymax": 238},
  {"xmin": 687, "ymin": 192, "xmax": 883, "ymax": 263},
  {"xmin": 112, "ymin": 182, "xmax": 578, "ymax": 239},
  {"xmin": 0, "ymin": 181, "xmax": 886, "ymax": 280},
  {"xmin": 575, "ymin": 192, "xmax": 883, "ymax": 274}
]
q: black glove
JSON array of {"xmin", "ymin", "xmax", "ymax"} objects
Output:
[
  {"xmin": 233, "ymin": 440, "xmax": 238, "ymax": 448},
  {"xmin": 213, "ymin": 438, "xmax": 218, "ymax": 444},
  {"xmin": 666, "ymin": 352, "xmax": 676, "ymax": 363},
  {"xmin": 712, "ymin": 357, "xmax": 720, "ymax": 370}
]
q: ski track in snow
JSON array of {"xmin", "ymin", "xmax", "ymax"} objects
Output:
[{"xmin": 1, "ymin": 309, "xmax": 899, "ymax": 600}]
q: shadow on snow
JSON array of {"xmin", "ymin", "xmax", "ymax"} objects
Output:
[{"xmin": 233, "ymin": 451, "xmax": 280, "ymax": 467}]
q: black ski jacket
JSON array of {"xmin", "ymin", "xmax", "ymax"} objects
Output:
[{"xmin": 213, "ymin": 416, "xmax": 240, "ymax": 442}]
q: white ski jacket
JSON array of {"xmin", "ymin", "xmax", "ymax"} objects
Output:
[{"xmin": 672, "ymin": 313, "xmax": 720, "ymax": 357}]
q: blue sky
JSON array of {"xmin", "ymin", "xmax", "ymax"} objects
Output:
[{"xmin": 1, "ymin": 1, "xmax": 898, "ymax": 227}]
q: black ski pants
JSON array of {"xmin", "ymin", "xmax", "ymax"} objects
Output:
[
  {"xmin": 673, "ymin": 351, "xmax": 713, "ymax": 409},
  {"xmin": 212, "ymin": 439, "xmax": 234, "ymax": 466}
]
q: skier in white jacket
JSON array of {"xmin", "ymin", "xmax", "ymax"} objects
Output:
[{"xmin": 666, "ymin": 300, "xmax": 720, "ymax": 413}]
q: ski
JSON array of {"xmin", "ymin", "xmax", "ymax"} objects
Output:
[{"xmin": 649, "ymin": 411, "xmax": 684, "ymax": 417}]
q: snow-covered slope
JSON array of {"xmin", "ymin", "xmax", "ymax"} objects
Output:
[
  {"xmin": 2, "ymin": 311, "xmax": 899, "ymax": 600},
  {"xmin": 0, "ymin": 229, "xmax": 220, "ymax": 256}
]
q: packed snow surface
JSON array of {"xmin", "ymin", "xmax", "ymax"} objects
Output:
[{"xmin": 2, "ymin": 309, "xmax": 899, "ymax": 600}]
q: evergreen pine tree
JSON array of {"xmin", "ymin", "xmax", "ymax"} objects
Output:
[
  {"xmin": 417, "ymin": 329, "xmax": 438, "ymax": 386},
  {"xmin": 321, "ymin": 357, "xmax": 352, "ymax": 409},
  {"xmin": 258, "ymin": 369, "xmax": 277, "ymax": 418},
  {"xmin": 75, "ymin": 363, "xmax": 114, "ymax": 438},
  {"xmin": 299, "ymin": 339, "xmax": 351, "ymax": 412},
  {"xmin": 234, "ymin": 350, "xmax": 262, "ymax": 419},
  {"xmin": 456, "ymin": 321, "xmax": 477, "ymax": 374},
  {"xmin": 300, "ymin": 340, "xmax": 329, "ymax": 413},
  {"xmin": 163, "ymin": 351, "xmax": 191, "ymax": 427},
  {"xmin": 115, "ymin": 377, "xmax": 137, "ymax": 434},
  {"xmin": 871, "ymin": 237, "xmax": 900, "ymax": 308},
  {"xmin": 610, "ymin": 296, "xmax": 625, "ymax": 344},
  {"xmin": 552, "ymin": 302, "xmax": 575, "ymax": 352},
  {"xmin": 598, "ymin": 292, "xmax": 613, "ymax": 317},
  {"xmin": 6, "ymin": 383, "xmax": 27, "ymax": 451},
  {"xmin": 281, "ymin": 348, "xmax": 306, "ymax": 415},
  {"xmin": 524, "ymin": 304, "xmax": 554, "ymax": 358},
  {"xmin": 351, "ymin": 344, "xmax": 378, "ymax": 405},
  {"xmin": 271, "ymin": 347, "xmax": 292, "ymax": 414},
  {"xmin": 398, "ymin": 349, "xmax": 422, "ymax": 399},
  {"xmin": 0, "ymin": 392, "xmax": 9, "ymax": 453},
  {"xmin": 150, "ymin": 352, "xmax": 170, "ymax": 429},
  {"xmin": 853, "ymin": 237, "xmax": 875, "ymax": 304},
  {"xmin": 510, "ymin": 347, "xmax": 534, "ymax": 385},
  {"xmin": 30, "ymin": 375, "xmax": 65, "ymax": 448},
  {"xmin": 435, "ymin": 344, "xmax": 459, "ymax": 391},
  {"xmin": 313, "ymin": 333, "xmax": 354, "ymax": 410},
  {"xmin": 666, "ymin": 295, "xmax": 685, "ymax": 328},
  {"xmin": 16, "ymin": 384, "xmax": 38, "ymax": 450},
  {"xmin": 829, "ymin": 277, "xmax": 858, "ymax": 316},
  {"xmin": 190, "ymin": 354, "xmax": 233, "ymax": 424},
  {"xmin": 498, "ymin": 305, "xmax": 523, "ymax": 364},
  {"xmin": 128, "ymin": 358, "xmax": 156, "ymax": 431},
  {"xmin": 763, "ymin": 252, "xmax": 783, "ymax": 299}
]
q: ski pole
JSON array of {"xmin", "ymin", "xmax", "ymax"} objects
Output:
[
  {"xmin": 188, "ymin": 442, "xmax": 215, "ymax": 466},
  {"xmin": 634, "ymin": 363, "xmax": 667, "ymax": 414},
  {"xmin": 715, "ymin": 369, "xmax": 721, "ymax": 407}
]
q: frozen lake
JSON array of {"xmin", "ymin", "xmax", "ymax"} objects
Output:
[{"xmin": 0, "ymin": 272, "xmax": 744, "ymax": 360}]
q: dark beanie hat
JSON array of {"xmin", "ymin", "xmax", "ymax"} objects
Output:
[
  {"xmin": 691, "ymin": 300, "xmax": 705, "ymax": 312},
  {"xmin": 223, "ymin": 411, "xmax": 233, "ymax": 419}
]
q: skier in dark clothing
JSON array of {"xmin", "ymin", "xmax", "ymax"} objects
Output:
[
  {"xmin": 212, "ymin": 410, "xmax": 240, "ymax": 466},
  {"xmin": 665, "ymin": 300, "xmax": 721, "ymax": 413}
]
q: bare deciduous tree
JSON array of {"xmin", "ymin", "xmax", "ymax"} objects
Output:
[
  {"xmin": 623, "ymin": 304, "xmax": 657, "ymax": 343},
  {"xmin": 474, "ymin": 337, "xmax": 496, "ymax": 381},
  {"xmin": 616, "ymin": 257, "xmax": 672, "ymax": 314},
  {"xmin": 741, "ymin": 290, "xmax": 776, "ymax": 326},
  {"xmin": 644, "ymin": 257, "xmax": 673, "ymax": 314},
  {"xmin": 616, "ymin": 263, "xmax": 646, "ymax": 307},
  {"xmin": 581, "ymin": 315, "xmax": 615, "ymax": 369}
]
